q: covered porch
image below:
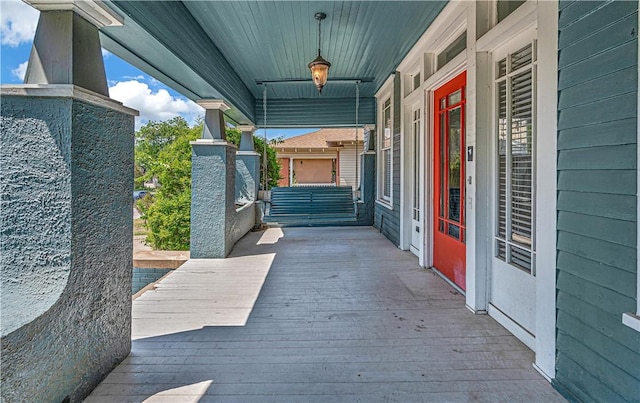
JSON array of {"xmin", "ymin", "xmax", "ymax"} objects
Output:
[{"xmin": 86, "ymin": 227, "xmax": 562, "ymax": 402}]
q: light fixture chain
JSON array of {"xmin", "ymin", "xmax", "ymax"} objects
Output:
[
  {"xmin": 355, "ymin": 81, "xmax": 359, "ymax": 196},
  {"xmin": 317, "ymin": 16, "xmax": 322, "ymax": 56},
  {"xmin": 263, "ymin": 84, "xmax": 268, "ymax": 191}
]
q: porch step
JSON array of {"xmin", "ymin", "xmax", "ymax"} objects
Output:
[{"xmin": 265, "ymin": 186, "xmax": 356, "ymax": 226}]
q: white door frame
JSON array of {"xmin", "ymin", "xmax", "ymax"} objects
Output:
[
  {"xmin": 423, "ymin": 57, "xmax": 468, "ymax": 280},
  {"xmin": 474, "ymin": 0, "xmax": 558, "ymax": 380},
  {"xmin": 410, "ymin": 101, "xmax": 424, "ymax": 258}
]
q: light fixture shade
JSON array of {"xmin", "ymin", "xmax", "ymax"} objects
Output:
[{"xmin": 308, "ymin": 54, "xmax": 331, "ymax": 93}]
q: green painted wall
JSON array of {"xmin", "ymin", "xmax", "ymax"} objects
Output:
[
  {"xmin": 555, "ymin": 1, "xmax": 639, "ymax": 401},
  {"xmin": 374, "ymin": 72, "xmax": 401, "ymax": 246}
]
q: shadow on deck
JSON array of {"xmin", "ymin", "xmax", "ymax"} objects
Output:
[{"xmin": 86, "ymin": 227, "xmax": 564, "ymax": 402}]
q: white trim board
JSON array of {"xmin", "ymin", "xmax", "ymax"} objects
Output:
[{"xmin": 533, "ymin": 1, "xmax": 558, "ymax": 378}]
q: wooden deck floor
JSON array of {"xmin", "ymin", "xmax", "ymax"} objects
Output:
[{"xmin": 86, "ymin": 227, "xmax": 564, "ymax": 402}]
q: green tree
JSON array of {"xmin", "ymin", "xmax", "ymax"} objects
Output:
[
  {"xmin": 134, "ymin": 116, "xmax": 195, "ymax": 188},
  {"xmin": 135, "ymin": 118, "xmax": 280, "ymax": 250},
  {"xmin": 136, "ymin": 117, "xmax": 199, "ymax": 250}
]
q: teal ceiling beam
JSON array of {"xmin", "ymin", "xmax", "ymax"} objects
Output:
[
  {"xmin": 255, "ymin": 97, "xmax": 375, "ymax": 128},
  {"xmin": 255, "ymin": 77, "xmax": 375, "ymax": 85}
]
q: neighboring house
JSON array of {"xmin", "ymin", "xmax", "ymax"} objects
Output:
[{"xmin": 275, "ymin": 128, "xmax": 364, "ymax": 190}]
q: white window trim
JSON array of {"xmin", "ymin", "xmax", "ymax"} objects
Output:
[
  {"xmin": 376, "ymin": 78, "xmax": 394, "ymax": 208},
  {"xmin": 622, "ymin": 10, "xmax": 640, "ymax": 332}
]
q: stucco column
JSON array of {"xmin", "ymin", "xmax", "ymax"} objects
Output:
[
  {"xmin": 235, "ymin": 125, "xmax": 260, "ymax": 203},
  {"xmin": 1, "ymin": 3, "xmax": 137, "ymax": 402},
  {"xmin": 190, "ymin": 100, "xmax": 237, "ymax": 258}
]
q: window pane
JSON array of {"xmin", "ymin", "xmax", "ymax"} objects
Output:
[
  {"xmin": 413, "ymin": 73, "xmax": 421, "ymax": 90},
  {"xmin": 437, "ymin": 31, "xmax": 467, "ymax": 69},
  {"xmin": 497, "ymin": 81, "xmax": 507, "ymax": 239},
  {"xmin": 448, "ymin": 107, "xmax": 461, "ymax": 223},
  {"xmin": 510, "ymin": 70, "xmax": 533, "ymax": 246},
  {"xmin": 497, "ymin": 58, "xmax": 507, "ymax": 78},
  {"xmin": 383, "ymin": 99, "xmax": 391, "ymax": 149},
  {"xmin": 448, "ymin": 89, "xmax": 462, "ymax": 106},
  {"xmin": 497, "ymin": 240, "xmax": 506, "ymax": 261},
  {"xmin": 439, "ymin": 113, "xmax": 446, "ymax": 217},
  {"xmin": 383, "ymin": 149, "xmax": 391, "ymax": 198},
  {"xmin": 497, "ymin": 0, "xmax": 526, "ymax": 22},
  {"xmin": 511, "ymin": 245, "xmax": 532, "ymax": 272},
  {"xmin": 511, "ymin": 44, "xmax": 532, "ymax": 72},
  {"xmin": 413, "ymin": 112, "xmax": 420, "ymax": 212},
  {"xmin": 448, "ymin": 223, "xmax": 460, "ymax": 239}
]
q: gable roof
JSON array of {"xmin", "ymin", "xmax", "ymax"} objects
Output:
[{"xmin": 278, "ymin": 128, "xmax": 364, "ymax": 149}]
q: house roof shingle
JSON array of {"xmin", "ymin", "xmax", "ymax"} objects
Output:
[{"xmin": 277, "ymin": 128, "xmax": 364, "ymax": 149}]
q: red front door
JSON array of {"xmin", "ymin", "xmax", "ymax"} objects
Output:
[{"xmin": 433, "ymin": 72, "xmax": 466, "ymax": 290}]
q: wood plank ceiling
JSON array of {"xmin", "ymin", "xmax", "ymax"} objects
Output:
[{"xmin": 101, "ymin": 1, "xmax": 446, "ymax": 125}]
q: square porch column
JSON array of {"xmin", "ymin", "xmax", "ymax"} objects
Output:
[
  {"xmin": 1, "ymin": 4, "xmax": 137, "ymax": 402},
  {"xmin": 357, "ymin": 125, "xmax": 376, "ymax": 225},
  {"xmin": 235, "ymin": 125, "xmax": 260, "ymax": 203},
  {"xmin": 190, "ymin": 100, "xmax": 237, "ymax": 258}
]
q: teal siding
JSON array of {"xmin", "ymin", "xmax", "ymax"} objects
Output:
[
  {"xmin": 374, "ymin": 73, "xmax": 401, "ymax": 246},
  {"xmin": 556, "ymin": 1, "xmax": 639, "ymax": 402}
]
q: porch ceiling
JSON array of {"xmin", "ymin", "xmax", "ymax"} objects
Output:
[{"xmin": 100, "ymin": 1, "xmax": 446, "ymax": 125}]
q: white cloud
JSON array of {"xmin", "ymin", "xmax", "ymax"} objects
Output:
[
  {"xmin": 11, "ymin": 60, "xmax": 28, "ymax": 81},
  {"xmin": 108, "ymin": 80, "xmax": 203, "ymax": 130},
  {"xmin": 1, "ymin": 0, "xmax": 39, "ymax": 47},
  {"xmin": 101, "ymin": 48, "xmax": 111, "ymax": 58}
]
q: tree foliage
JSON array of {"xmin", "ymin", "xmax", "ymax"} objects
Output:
[
  {"xmin": 135, "ymin": 117, "xmax": 281, "ymax": 250},
  {"xmin": 134, "ymin": 117, "xmax": 195, "ymax": 189},
  {"xmin": 135, "ymin": 117, "xmax": 199, "ymax": 250}
]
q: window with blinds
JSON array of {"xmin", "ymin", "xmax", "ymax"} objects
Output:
[
  {"xmin": 495, "ymin": 43, "xmax": 536, "ymax": 273},
  {"xmin": 412, "ymin": 108, "xmax": 421, "ymax": 220},
  {"xmin": 381, "ymin": 97, "xmax": 392, "ymax": 200}
]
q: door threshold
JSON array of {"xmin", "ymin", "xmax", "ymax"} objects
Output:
[{"xmin": 429, "ymin": 267, "xmax": 465, "ymax": 296}]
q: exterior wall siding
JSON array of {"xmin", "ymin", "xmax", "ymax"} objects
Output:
[
  {"xmin": 555, "ymin": 1, "xmax": 639, "ymax": 401},
  {"xmin": 374, "ymin": 73, "xmax": 402, "ymax": 246},
  {"xmin": 339, "ymin": 144, "xmax": 361, "ymax": 190}
]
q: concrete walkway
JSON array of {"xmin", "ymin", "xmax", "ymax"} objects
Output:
[{"xmin": 86, "ymin": 227, "xmax": 564, "ymax": 402}]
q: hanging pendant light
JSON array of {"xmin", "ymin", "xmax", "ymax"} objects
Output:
[{"xmin": 308, "ymin": 12, "xmax": 331, "ymax": 93}]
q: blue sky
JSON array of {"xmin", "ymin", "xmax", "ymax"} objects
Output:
[{"xmin": 0, "ymin": 0, "xmax": 315, "ymax": 138}]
